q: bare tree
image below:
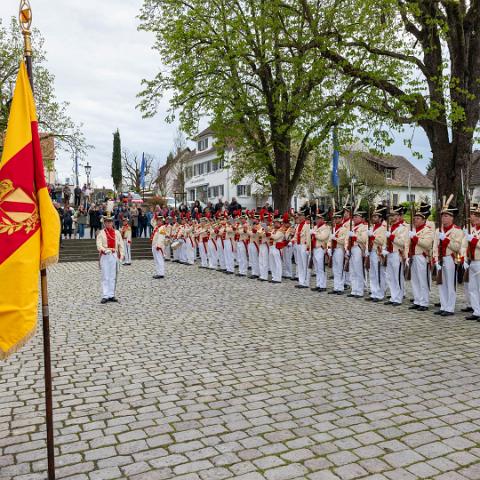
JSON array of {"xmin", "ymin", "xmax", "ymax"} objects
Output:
[{"xmin": 122, "ymin": 149, "xmax": 157, "ymax": 192}]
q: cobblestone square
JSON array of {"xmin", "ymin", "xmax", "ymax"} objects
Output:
[{"xmin": 1, "ymin": 260, "xmax": 480, "ymax": 479}]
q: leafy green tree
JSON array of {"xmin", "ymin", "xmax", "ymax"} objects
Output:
[
  {"xmin": 112, "ymin": 129, "xmax": 122, "ymax": 192},
  {"xmin": 298, "ymin": 0, "xmax": 480, "ymax": 220},
  {"xmin": 137, "ymin": 0, "xmax": 363, "ymax": 212},
  {"xmin": 0, "ymin": 17, "xmax": 87, "ymax": 156}
]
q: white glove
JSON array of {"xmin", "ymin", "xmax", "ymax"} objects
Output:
[
  {"xmin": 367, "ymin": 229, "xmax": 374, "ymax": 237},
  {"xmin": 385, "ymin": 231, "xmax": 391, "ymax": 239},
  {"xmin": 436, "ymin": 263, "xmax": 442, "ymax": 272},
  {"xmin": 408, "ymin": 230, "xmax": 416, "ymax": 239},
  {"xmin": 288, "ymin": 241, "xmax": 292, "ymax": 247},
  {"xmin": 348, "ymin": 231, "xmax": 355, "ymax": 237},
  {"xmin": 464, "ymin": 262, "xmax": 470, "ymax": 271},
  {"xmin": 330, "ymin": 233, "xmax": 335, "ymax": 240},
  {"xmin": 327, "ymin": 248, "xmax": 332, "ymax": 257},
  {"xmin": 467, "ymin": 234, "xmax": 474, "ymax": 242},
  {"xmin": 104, "ymin": 249, "xmax": 111, "ymax": 255},
  {"xmin": 382, "ymin": 249, "xmax": 388, "ymax": 256},
  {"xmin": 438, "ymin": 232, "xmax": 446, "ymax": 241}
]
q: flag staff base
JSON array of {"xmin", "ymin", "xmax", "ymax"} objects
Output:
[{"xmin": 41, "ymin": 269, "xmax": 56, "ymax": 480}]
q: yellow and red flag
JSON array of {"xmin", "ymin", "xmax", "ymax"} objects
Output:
[{"xmin": 0, "ymin": 62, "xmax": 60, "ymax": 359}]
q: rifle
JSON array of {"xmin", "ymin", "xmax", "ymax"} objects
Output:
[
  {"xmin": 364, "ymin": 205, "xmax": 371, "ymax": 271},
  {"xmin": 462, "ymin": 169, "xmax": 471, "ymax": 283},
  {"xmin": 382, "ymin": 192, "xmax": 392, "ymax": 267},
  {"xmin": 328, "ymin": 198, "xmax": 336, "ymax": 269},
  {"xmin": 405, "ymin": 174, "xmax": 414, "ymax": 281},
  {"xmin": 343, "ymin": 181, "xmax": 356, "ymax": 273},
  {"xmin": 436, "ymin": 183, "xmax": 444, "ymax": 286}
]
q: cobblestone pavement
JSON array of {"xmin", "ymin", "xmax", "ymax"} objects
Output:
[{"xmin": 2, "ymin": 260, "xmax": 480, "ymax": 480}]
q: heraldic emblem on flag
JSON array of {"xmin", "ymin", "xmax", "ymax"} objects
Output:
[{"xmin": 0, "ymin": 62, "xmax": 60, "ymax": 359}]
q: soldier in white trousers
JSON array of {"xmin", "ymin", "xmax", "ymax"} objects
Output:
[
  {"xmin": 248, "ymin": 222, "xmax": 260, "ymax": 279},
  {"xmin": 121, "ymin": 217, "xmax": 132, "ymax": 265},
  {"xmin": 224, "ymin": 222, "xmax": 236, "ymax": 274},
  {"xmin": 431, "ymin": 202, "xmax": 464, "ymax": 316},
  {"xmin": 96, "ymin": 216, "xmax": 124, "ymax": 304},
  {"xmin": 152, "ymin": 217, "xmax": 167, "ymax": 278},
  {"xmin": 384, "ymin": 206, "xmax": 408, "ymax": 306},
  {"xmin": 407, "ymin": 207, "xmax": 434, "ymax": 311},
  {"xmin": 311, "ymin": 212, "xmax": 330, "ymax": 291},
  {"xmin": 366, "ymin": 206, "xmax": 387, "ymax": 302},
  {"xmin": 207, "ymin": 227, "xmax": 219, "ymax": 269},
  {"xmin": 347, "ymin": 209, "xmax": 368, "ymax": 298},
  {"xmin": 198, "ymin": 221, "xmax": 209, "ymax": 268},
  {"xmin": 269, "ymin": 218, "xmax": 285, "ymax": 283},
  {"xmin": 237, "ymin": 222, "xmax": 250, "ymax": 276},
  {"xmin": 328, "ymin": 210, "xmax": 348, "ymax": 294},
  {"xmin": 216, "ymin": 225, "xmax": 226, "ymax": 271},
  {"xmin": 293, "ymin": 213, "xmax": 311, "ymax": 288},
  {"xmin": 462, "ymin": 206, "xmax": 480, "ymax": 320},
  {"xmin": 258, "ymin": 223, "xmax": 270, "ymax": 281},
  {"xmin": 282, "ymin": 215, "xmax": 295, "ymax": 279}
]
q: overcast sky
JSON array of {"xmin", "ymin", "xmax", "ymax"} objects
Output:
[{"xmin": 0, "ymin": 0, "xmax": 431, "ymax": 189}]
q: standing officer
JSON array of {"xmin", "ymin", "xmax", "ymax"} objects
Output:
[{"xmin": 96, "ymin": 215, "xmax": 124, "ymax": 304}]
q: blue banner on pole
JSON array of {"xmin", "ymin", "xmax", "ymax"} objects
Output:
[
  {"xmin": 331, "ymin": 129, "xmax": 340, "ymax": 188},
  {"xmin": 140, "ymin": 152, "xmax": 146, "ymax": 190}
]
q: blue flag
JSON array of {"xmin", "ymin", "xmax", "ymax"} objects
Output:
[
  {"xmin": 331, "ymin": 128, "xmax": 340, "ymax": 188},
  {"xmin": 140, "ymin": 152, "xmax": 146, "ymax": 190}
]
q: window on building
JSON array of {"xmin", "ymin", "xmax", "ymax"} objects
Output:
[
  {"xmin": 393, "ymin": 194, "xmax": 399, "ymax": 205},
  {"xmin": 194, "ymin": 163, "xmax": 205, "ymax": 176},
  {"xmin": 237, "ymin": 185, "xmax": 252, "ymax": 197},
  {"xmin": 205, "ymin": 161, "xmax": 212, "ymax": 173},
  {"xmin": 407, "ymin": 194, "xmax": 416, "ymax": 202},
  {"xmin": 185, "ymin": 166, "xmax": 193, "ymax": 180},
  {"xmin": 385, "ymin": 169, "xmax": 393, "ymax": 180},
  {"xmin": 188, "ymin": 189, "xmax": 195, "ymax": 201},
  {"xmin": 198, "ymin": 138, "xmax": 208, "ymax": 151},
  {"xmin": 208, "ymin": 185, "xmax": 225, "ymax": 198}
]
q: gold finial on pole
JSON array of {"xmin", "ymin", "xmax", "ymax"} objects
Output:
[{"xmin": 19, "ymin": 0, "xmax": 33, "ymax": 57}]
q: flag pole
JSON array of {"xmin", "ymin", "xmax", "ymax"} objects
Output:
[{"xmin": 19, "ymin": 2, "xmax": 56, "ymax": 479}]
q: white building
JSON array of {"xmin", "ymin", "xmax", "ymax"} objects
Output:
[{"xmin": 184, "ymin": 127, "xmax": 268, "ymax": 209}]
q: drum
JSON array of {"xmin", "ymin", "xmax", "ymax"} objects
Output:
[{"xmin": 171, "ymin": 240, "xmax": 182, "ymax": 250}]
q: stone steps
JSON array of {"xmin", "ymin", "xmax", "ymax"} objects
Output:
[{"xmin": 60, "ymin": 238, "xmax": 153, "ymax": 262}]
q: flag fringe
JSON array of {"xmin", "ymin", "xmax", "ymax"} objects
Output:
[
  {"xmin": 0, "ymin": 325, "xmax": 37, "ymax": 360},
  {"xmin": 40, "ymin": 254, "xmax": 59, "ymax": 270}
]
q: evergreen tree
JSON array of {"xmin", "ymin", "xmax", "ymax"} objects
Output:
[{"xmin": 112, "ymin": 129, "xmax": 122, "ymax": 192}]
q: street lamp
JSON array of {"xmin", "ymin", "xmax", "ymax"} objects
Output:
[{"xmin": 84, "ymin": 162, "xmax": 92, "ymax": 186}]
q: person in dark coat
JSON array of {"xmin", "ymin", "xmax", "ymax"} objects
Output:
[{"xmin": 88, "ymin": 205, "xmax": 102, "ymax": 238}]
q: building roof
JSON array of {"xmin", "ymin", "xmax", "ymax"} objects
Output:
[
  {"xmin": 193, "ymin": 126, "xmax": 214, "ymax": 141},
  {"xmin": 363, "ymin": 152, "xmax": 433, "ymax": 188}
]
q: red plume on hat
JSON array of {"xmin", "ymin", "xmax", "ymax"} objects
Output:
[
  {"xmin": 224, "ymin": 210, "xmax": 228, "ymax": 218},
  {"xmin": 186, "ymin": 211, "xmax": 191, "ymax": 220},
  {"xmin": 259, "ymin": 209, "xmax": 266, "ymax": 221},
  {"xmin": 274, "ymin": 209, "xmax": 279, "ymax": 217},
  {"xmin": 215, "ymin": 210, "xmax": 220, "ymax": 218},
  {"xmin": 268, "ymin": 213, "xmax": 272, "ymax": 223},
  {"xmin": 206, "ymin": 212, "xmax": 211, "ymax": 219},
  {"xmin": 180, "ymin": 212, "xmax": 185, "ymax": 219},
  {"xmin": 282, "ymin": 212, "xmax": 289, "ymax": 223},
  {"xmin": 196, "ymin": 213, "xmax": 200, "ymax": 220}
]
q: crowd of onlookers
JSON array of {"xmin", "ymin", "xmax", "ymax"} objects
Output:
[{"xmin": 51, "ymin": 185, "xmax": 281, "ymax": 241}]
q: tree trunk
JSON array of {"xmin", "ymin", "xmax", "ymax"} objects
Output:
[
  {"xmin": 432, "ymin": 137, "xmax": 471, "ymax": 227},
  {"xmin": 271, "ymin": 181, "xmax": 291, "ymax": 214},
  {"xmin": 271, "ymin": 142, "xmax": 293, "ymax": 213}
]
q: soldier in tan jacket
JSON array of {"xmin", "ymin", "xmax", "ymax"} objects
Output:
[
  {"xmin": 366, "ymin": 205, "xmax": 387, "ymax": 302},
  {"xmin": 311, "ymin": 211, "xmax": 330, "ymax": 291},
  {"xmin": 407, "ymin": 207, "xmax": 434, "ymax": 311},
  {"xmin": 152, "ymin": 217, "xmax": 167, "ymax": 278},
  {"xmin": 432, "ymin": 204, "xmax": 464, "ymax": 316},
  {"xmin": 269, "ymin": 217, "xmax": 286, "ymax": 283},
  {"xmin": 293, "ymin": 212, "xmax": 311, "ymax": 288},
  {"xmin": 328, "ymin": 209, "xmax": 349, "ymax": 294},
  {"xmin": 96, "ymin": 216, "xmax": 125, "ymax": 304},
  {"xmin": 384, "ymin": 205, "xmax": 408, "ymax": 306},
  {"xmin": 462, "ymin": 206, "xmax": 480, "ymax": 320},
  {"xmin": 347, "ymin": 209, "xmax": 368, "ymax": 298}
]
